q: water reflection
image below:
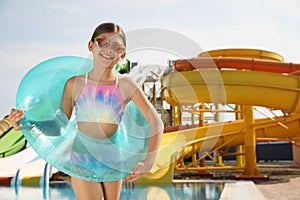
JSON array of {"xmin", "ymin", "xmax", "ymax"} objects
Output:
[
  {"xmin": 122, "ymin": 182, "xmax": 223, "ymax": 200},
  {"xmin": 0, "ymin": 183, "xmax": 75, "ymax": 200},
  {"xmin": 0, "ymin": 181, "xmax": 223, "ymax": 200},
  {"xmin": 122, "ymin": 184, "xmax": 174, "ymax": 200},
  {"xmin": 172, "ymin": 182, "xmax": 224, "ymax": 200}
]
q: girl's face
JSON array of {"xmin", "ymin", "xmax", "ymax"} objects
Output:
[{"xmin": 89, "ymin": 32, "xmax": 126, "ymax": 69}]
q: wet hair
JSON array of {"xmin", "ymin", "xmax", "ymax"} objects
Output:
[{"xmin": 90, "ymin": 22, "xmax": 126, "ymax": 47}]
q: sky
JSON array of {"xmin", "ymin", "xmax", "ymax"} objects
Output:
[{"xmin": 0, "ymin": 0, "xmax": 300, "ymax": 117}]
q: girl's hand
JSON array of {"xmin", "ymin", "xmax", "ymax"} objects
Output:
[
  {"xmin": 123, "ymin": 160, "xmax": 154, "ymax": 182},
  {"xmin": 7, "ymin": 109, "xmax": 24, "ymax": 130}
]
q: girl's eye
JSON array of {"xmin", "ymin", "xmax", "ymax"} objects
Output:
[
  {"xmin": 95, "ymin": 36, "xmax": 110, "ymax": 47},
  {"xmin": 94, "ymin": 36, "xmax": 125, "ymax": 54}
]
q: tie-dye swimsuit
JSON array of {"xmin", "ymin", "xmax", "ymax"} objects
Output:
[
  {"xmin": 74, "ymin": 73, "xmax": 125, "ymax": 124},
  {"xmin": 70, "ymin": 73, "xmax": 149, "ymax": 181},
  {"xmin": 71, "ymin": 74, "xmax": 130, "ymax": 179}
]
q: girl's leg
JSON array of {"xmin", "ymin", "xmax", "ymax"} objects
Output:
[
  {"xmin": 102, "ymin": 180, "xmax": 122, "ymax": 200},
  {"xmin": 71, "ymin": 176, "xmax": 104, "ymax": 200}
]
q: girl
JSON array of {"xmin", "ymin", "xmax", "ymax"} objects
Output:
[{"xmin": 8, "ymin": 22, "xmax": 163, "ymax": 200}]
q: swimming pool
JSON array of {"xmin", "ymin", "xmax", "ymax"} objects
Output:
[{"xmin": 0, "ymin": 180, "xmax": 224, "ymax": 200}]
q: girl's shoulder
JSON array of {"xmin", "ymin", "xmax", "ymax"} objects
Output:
[
  {"xmin": 65, "ymin": 75, "xmax": 84, "ymax": 88},
  {"xmin": 64, "ymin": 75, "xmax": 86, "ymax": 98},
  {"xmin": 118, "ymin": 74, "xmax": 140, "ymax": 100},
  {"xmin": 67, "ymin": 75, "xmax": 86, "ymax": 83},
  {"xmin": 119, "ymin": 75, "xmax": 140, "ymax": 88}
]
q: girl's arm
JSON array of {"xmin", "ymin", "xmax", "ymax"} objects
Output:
[
  {"xmin": 122, "ymin": 78, "xmax": 164, "ymax": 182},
  {"xmin": 61, "ymin": 78, "xmax": 75, "ymax": 119},
  {"xmin": 8, "ymin": 77, "xmax": 76, "ymax": 130}
]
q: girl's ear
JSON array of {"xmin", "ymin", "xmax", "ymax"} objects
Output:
[{"xmin": 88, "ymin": 41, "xmax": 94, "ymax": 51}]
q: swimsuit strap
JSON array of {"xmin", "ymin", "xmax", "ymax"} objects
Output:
[
  {"xmin": 115, "ymin": 74, "xmax": 119, "ymax": 85},
  {"xmin": 85, "ymin": 73, "xmax": 88, "ymax": 85}
]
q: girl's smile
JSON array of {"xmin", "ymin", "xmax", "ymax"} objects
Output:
[{"xmin": 99, "ymin": 51, "xmax": 115, "ymax": 60}]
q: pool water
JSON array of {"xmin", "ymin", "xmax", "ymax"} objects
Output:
[{"xmin": 0, "ymin": 181, "xmax": 224, "ymax": 200}]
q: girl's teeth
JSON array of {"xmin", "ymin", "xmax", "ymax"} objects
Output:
[{"xmin": 101, "ymin": 53, "xmax": 112, "ymax": 59}]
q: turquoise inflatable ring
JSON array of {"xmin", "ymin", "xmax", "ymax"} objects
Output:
[{"xmin": 16, "ymin": 56, "xmax": 150, "ymax": 182}]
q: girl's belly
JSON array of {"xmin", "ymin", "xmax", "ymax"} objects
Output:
[{"xmin": 77, "ymin": 122, "xmax": 118, "ymax": 138}]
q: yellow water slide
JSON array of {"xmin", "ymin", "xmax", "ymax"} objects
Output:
[{"xmin": 139, "ymin": 49, "xmax": 300, "ymax": 182}]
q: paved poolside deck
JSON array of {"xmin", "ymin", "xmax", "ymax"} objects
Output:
[
  {"xmin": 257, "ymin": 176, "xmax": 300, "ymax": 200},
  {"xmin": 219, "ymin": 177, "xmax": 300, "ymax": 200},
  {"xmin": 220, "ymin": 181, "xmax": 266, "ymax": 200}
]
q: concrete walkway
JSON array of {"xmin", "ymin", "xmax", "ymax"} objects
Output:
[
  {"xmin": 256, "ymin": 177, "xmax": 300, "ymax": 200},
  {"xmin": 219, "ymin": 177, "xmax": 300, "ymax": 200},
  {"xmin": 220, "ymin": 181, "xmax": 266, "ymax": 200}
]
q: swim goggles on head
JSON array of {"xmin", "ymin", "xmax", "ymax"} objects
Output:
[{"xmin": 94, "ymin": 36, "xmax": 125, "ymax": 54}]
